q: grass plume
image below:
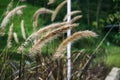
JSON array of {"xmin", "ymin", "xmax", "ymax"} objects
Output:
[
  {"xmin": 18, "ymin": 22, "xmax": 67, "ymax": 52},
  {"xmin": 7, "ymin": 23, "xmax": 13, "ymax": 49},
  {"xmin": 33, "ymin": 8, "xmax": 53, "ymax": 30},
  {"xmin": 13, "ymin": 32, "xmax": 19, "ymax": 44},
  {"xmin": 0, "ymin": 5, "xmax": 26, "ymax": 28},
  {"xmin": 29, "ymin": 23, "xmax": 79, "ymax": 56},
  {"xmin": 51, "ymin": 0, "xmax": 67, "ymax": 21},
  {"xmin": 63, "ymin": 10, "xmax": 81, "ymax": 21},
  {"xmin": 21, "ymin": 20, "xmax": 26, "ymax": 40},
  {"xmin": 4, "ymin": 0, "xmax": 13, "ymax": 16},
  {"xmin": 53, "ymin": 30, "xmax": 97, "ymax": 58},
  {"xmin": 48, "ymin": 0, "xmax": 55, "ymax": 5},
  {"xmin": 36, "ymin": 22, "xmax": 67, "ymax": 35},
  {"xmin": 70, "ymin": 15, "xmax": 82, "ymax": 23}
]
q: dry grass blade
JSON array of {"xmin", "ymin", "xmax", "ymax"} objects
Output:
[
  {"xmin": 7, "ymin": 23, "xmax": 13, "ymax": 48},
  {"xmin": 21, "ymin": 20, "xmax": 26, "ymax": 39},
  {"xmin": 47, "ymin": 71, "xmax": 55, "ymax": 80},
  {"xmin": 13, "ymin": 32, "xmax": 19, "ymax": 44},
  {"xmin": 0, "ymin": 5, "xmax": 26, "ymax": 28},
  {"xmin": 33, "ymin": 8, "xmax": 53, "ymax": 30},
  {"xmin": 29, "ymin": 23, "xmax": 79, "ymax": 56},
  {"xmin": 53, "ymin": 30, "xmax": 97, "ymax": 59},
  {"xmin": 48, "ymin": 0, "xmax": 55, "ymax": 5},
  {"xmin": 70, "ymin": 15, "xmax": 82, "ymax": 23},
  {"xmin": 51, "ymin": 0, "xmax": 67, "ymax": 21},
  {"xmin": 13, "ymin": 76, "xmax": 19, "ymax": 80},
  {"xmin": 63, "ymin": 10, "xmax": 81, "ymax": 21},
  {"xmin": 38, "ymin": 77, "xmax": 43, "ymax": 80},
  {"xmin": 73, "ymin": 49, "xmax": 85, "ymax": 63}
]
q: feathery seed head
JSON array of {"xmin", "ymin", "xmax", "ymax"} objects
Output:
[
  {"xmin": 63, "ymin": 10, "xmax": 82, "ymax": 21},
  {"xmin": 0, "ymin": 5, "xmax": 26, "ymax": 29},
  {"xmin": 33, "ymin": 8, "xmax": 53, "ymax": 30},
  {"xmin": 7, "ymin": 23, "xmax": 13, "ymax": 48},
  {"xmin": 48, "ymin": 0, "xmax": 55, "ymax": 5},
  {"xmin": 4, "ymin": 0, "xmax": 13, "ymax": 16},
  {"xmin": 53, "ymin": 30, "xmax": 97, "ymax": 59},
  {"xmin": 21, "ymin": 20, "xmax": 26, "ymax": 39},
  {"xmin": 17, "ymin": 22, "xmax": 68, "ymax": 52},
  {"xmin": 51, "ymin": 0, "xmax": 67, "ymax": 21},
  {"xmin": 70, "ymin": 15, "xmax": 82, "ymax": 23},
  {"xmin": 13, "ymin": 32, "xmax": 19, "ymax": 44},
  {"xmin": 29, "ymin": 23, "xmax": 79, "ymax": 56}
]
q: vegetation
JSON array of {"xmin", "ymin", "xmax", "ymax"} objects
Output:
[{"xmin": 0, "ymin": 0, "xmax": 120, "ymax": 80}]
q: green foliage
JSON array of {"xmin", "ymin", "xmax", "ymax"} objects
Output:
[
  {"xmin": 105, "ymin": 0, "xmax": 120, "ymax": 46},
  {"xmin": 107, "ymin": 12, "xmax": 120, "ymax": 24},
  {"xmin": 27, "ymin": 0, "xmax": 48, "ymax": 6},
  {"xmin": 104, "ymin": 45, "xmax": 120, "ymax": 67},
  {"xmin": 113, "ymin": 33, "xmax": 120, "ymax": 46}
]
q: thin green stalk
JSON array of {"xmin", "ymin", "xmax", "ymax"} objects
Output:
[{"xmin": 19, "ymin": 51, "xmax": 24, "ymax": 80}]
